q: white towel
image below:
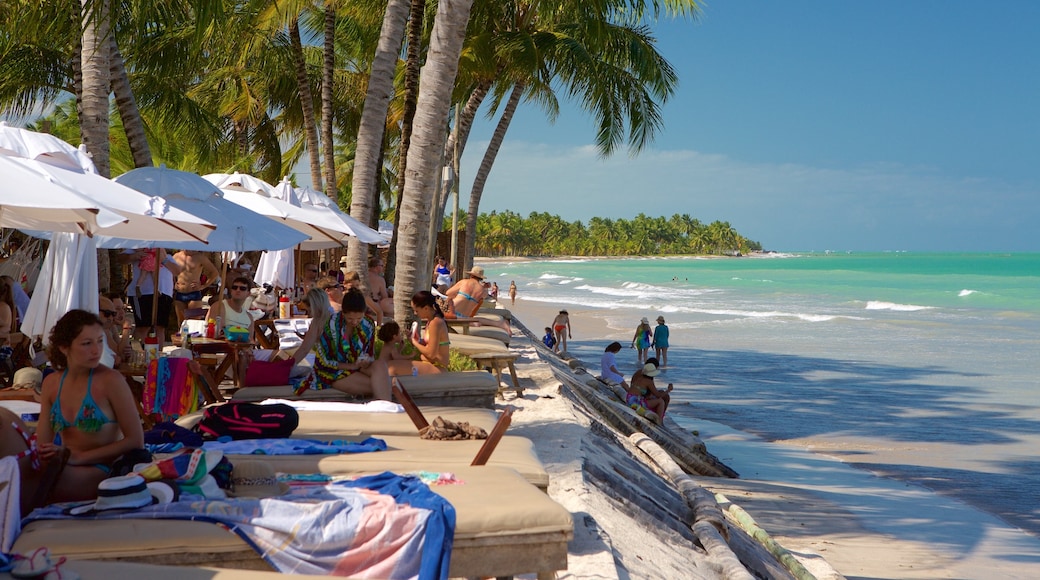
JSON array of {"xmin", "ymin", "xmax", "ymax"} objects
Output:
[
  {"xmin": 0, "ymin": 455, "xmax": 20, "ymax": 552},
  {"xmin": 258, "ymin": 399, "xmax": 404, "ymax": 413}
]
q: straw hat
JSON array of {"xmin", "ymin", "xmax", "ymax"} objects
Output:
[
  {"xmin": 228, "ymin": 460, "xmax": 290, "ymax": 498},
  {"xmin": 640, "ymin": 317, "xmax": 648, "ymax": 325},
  {"xmin": 468, "ymin": 266, "xmax": 485, "ymax": 280},
  {"xmin": 641, "ymin": 362, "xmax": 660, "ymax": 377},
  {"xmin": 656, "ymin": 316, "xmax": 665, "ymax": 323},
  {"xmin": 339, "ymin": 255, "xmax": 349, "ymax": 263}
]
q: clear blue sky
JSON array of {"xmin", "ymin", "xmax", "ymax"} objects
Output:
[{"xmin": 463, "ymin": 1, "xmax": 1040, "ymax": 252}]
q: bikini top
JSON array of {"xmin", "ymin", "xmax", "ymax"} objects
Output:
[{"xmin": 50, "ymin": 368, "xmax": 115, "ymax": 433}]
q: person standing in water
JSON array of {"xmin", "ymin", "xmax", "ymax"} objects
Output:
[
  {"xmin": 552, "ymin": 310, "xmax": 571, "ymax": 353},
  {"xmin": 652, "ymin": 315, "xmax": 670, "ymax": 368},
  {"xmin": 508, "ymin": 281, "xmax": 517, "ymax": 305},
  {"xmin": 631, "ymin": 317, "xmax": 653, "ymax": 365}
]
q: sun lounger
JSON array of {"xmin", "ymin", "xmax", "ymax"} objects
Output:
[
  {"xmin": 0, "ymin": 559, "xmax": 317, "ymax": 579},
  {"xmin": 447, "ymin": 333, "xmax": 509, "ymax": 356},
  {"xmin": 221, "ymin": 432, "xmax": 549, "ymax": 490},
  {"xmin": 229, "ymin": 370, "xmax": 500, "ymax": 408},
  {"xmin": 14, "ymin": 467, "xmax": 572, "ymax": 578},
  {"xmin": 176, "ymin": 404, "xmax": 502, "ymax": 437}
]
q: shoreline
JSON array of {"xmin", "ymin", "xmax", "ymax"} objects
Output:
[{"xmin": 498, "ymin": 302, "xmax": 1040, "ymax": 579}]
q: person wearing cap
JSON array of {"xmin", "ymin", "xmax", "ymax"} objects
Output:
[
  {"xmin": 631, "ymin": 317, "xmax": 653, "ymax": 365},
  {"xmin": 652, "ymin": 315, "xmax": 670, "ymax": 368},
  {"xmin": 445, "ymin": 265, "xmax": 488, "ymax": 318},
  {"xmin": 626, "ymin": 357, "xmax": 673, "ymax": 419},
  {"xmin": 368, "ymin": 256, "xmax": 395, "ymax": 320}
]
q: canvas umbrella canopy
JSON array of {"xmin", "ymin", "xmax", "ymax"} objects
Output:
[
  {"xmin": 203, "ymin": 173, "xmax": 356, "ymax": 249},
  {"xmin": 291, "ymin": 184, "xmax": 389, "ymax": 246},
  {"xmin": 0, "ymin": 126, "xmax": 216, "ymax": 342},
  {"xmin": 89, "ymin": 167, "xmax": 308, "ymax": 252}
]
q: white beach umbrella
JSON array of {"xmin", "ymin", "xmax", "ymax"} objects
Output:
[
  {"xmin": 90, "ymin": 167, "xmax": 308, "ymax": 252},
  {"xmin": 21, "ymin": 232, "xmax": 98, "ymax": 341},
  {"xmin": 0, "ymin": 155, "xmax": 127, "ymax": 234},
  {"xmin": 0, "ymin": 121, "xmax": 95, "ymax": 172},
  {"xmin": 204, "ymin": 173, "xmax": 359, "ymax": 249},
  {"xmin": 254, "ymin": 248, "xmax": 296, "ymax": 291},
  {"xmin": 292, "ymin": 184, "xmax": 389, "ymax": 246}
]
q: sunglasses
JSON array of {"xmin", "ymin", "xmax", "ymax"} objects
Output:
[
  {"xmin": 325, "ymin": 284, "xmax": 344, "ymax": 291},
  {"xmin": 99, "ymin": 309, "xmax": 116, "ymax": 317},
  {"xmin": 306, "ymin": 269, "xmax": 318, "ymax": 273},
  {"xmin": 231, "ymin": 285, "xmax": 250, "ymax": 291}
]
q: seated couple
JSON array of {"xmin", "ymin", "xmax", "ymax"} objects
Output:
[
  {"xmin": 1, "ymin": 309, "xmax": 145, "ymax": 515},
  {"xmin": 289, "ymin": 289, "xmax": 450, "ymax": 401}
]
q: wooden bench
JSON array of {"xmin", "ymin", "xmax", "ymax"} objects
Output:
[{"xmin": 468, "ymin": 351, "xmax": 522, "ymax": 399}]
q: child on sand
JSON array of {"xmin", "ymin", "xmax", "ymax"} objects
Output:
[{"xmin": 543, "ymin": 327, "xmax": 557, "ymax": 351}]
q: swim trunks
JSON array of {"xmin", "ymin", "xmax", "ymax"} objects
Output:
[{"xmin": 174, "ymin": 290, "xmax": 203, "ymax": 303}]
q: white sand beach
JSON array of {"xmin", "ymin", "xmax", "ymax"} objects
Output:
[{"xmin": 498, "ymin": 296, "xmax": 1040, "ymax": 579}]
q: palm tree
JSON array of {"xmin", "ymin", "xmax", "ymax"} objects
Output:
[
  {"xmin": 343, "ymin": 0, "xmax": 411, "ymax": 289},
  {"xmin": 392, "ymin": 0, "xmax": 475, "ymax": 323},
  {"xmin": 79, "ymin": 0, "xmax": 111, "ymax": 177},
  {"xmin": 460, "ymin": 0, "xmax": 698, "ymax": 271}
]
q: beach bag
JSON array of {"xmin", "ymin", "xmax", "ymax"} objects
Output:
[{"xmin": 195, "ymin": 402, "xmax": 299, "ymax": 440}]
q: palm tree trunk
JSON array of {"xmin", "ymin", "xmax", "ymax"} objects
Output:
[
  {"xmin": 344, "ymin": 0, "xmax": 410, "ymax": 290},
  {"xmin": 109, "ymin": 36, "xmax": 151, "ymax": 168},
  {"xmin": 463, "ymin": 83, "xmax": 523, "ymax": 271},
  {"xmin": 320, "ymin": 4, "xmax": 337, "ymax": 200},
  {"xmin": 393, "ymin": 0, "xmax": 474, "ymax": 323},
  {"xmin": 425, "ymin": 82, "xmax": 490, "ymax": 260},
  {"xmin": 290, "ymin": 17, "xmax": 323, "ymax": 191},
  {"xmin": 385, "ymin": 0, "xmax": 429, "ymax": 285},
  {"xmin": 79, "ymin": 0, "xmax": 111, "ymax": 177}
]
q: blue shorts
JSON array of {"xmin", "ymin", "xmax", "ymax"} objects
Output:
[{"xmin": 174, "ymin": 290, "xmax": 203, "ymax": 303}]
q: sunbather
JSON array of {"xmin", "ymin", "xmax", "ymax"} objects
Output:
[
  {"xmin": 408, "ymin": 291, "xmax": 450, "ymax": 373},
  {"xmin": 34, "ymin": 309, "xmax": 145, "ymax": 503},
  {"xmin": 297, "ymin": 288, "xmax": 391, "ymax": 400},
  {"xmin": 626, "ymin": 357, "xmax": 672, "ymax": 419}
]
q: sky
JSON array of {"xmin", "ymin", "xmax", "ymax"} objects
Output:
[{"xmin": 462, "ymin": 1, "xmax": 1040, "ymax": 252}]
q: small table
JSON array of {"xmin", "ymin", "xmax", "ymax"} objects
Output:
[
  {"xmin": 468, "ymin": 351, "xmax": 522, "ymax": 399},
  {"xmin": 189, "ymin": 338, "xmax": 253, "ymax": 402}
]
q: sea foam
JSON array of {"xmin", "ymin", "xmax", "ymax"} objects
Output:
[{"xmin": 865, "ymin": 301, "xmax": 934, "ymax": 312}]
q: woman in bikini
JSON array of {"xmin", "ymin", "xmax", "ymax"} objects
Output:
[
  {"xmin": 552, "ymin": 310, "xmax": 571, "ymax": 353},
  {"xmin": 408, "ymin": 290, "xmax": 450, "ymax": 373},
  {"xmin": 35, "ymin": 309, "xmax": 145, "ymax": 502},
  {"xmin": 445, "ymin": 266, "xmax": 487, "ymax": 317},
  {"xmin": 626, "ymin": 358, "xmax": 673, "ymax": 420}
]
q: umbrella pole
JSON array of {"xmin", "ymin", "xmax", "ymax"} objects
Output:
[{"xmin": 151, "ymin": 250, "xmax": 160, "ymax": 336}]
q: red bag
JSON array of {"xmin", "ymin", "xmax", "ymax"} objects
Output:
[{"xmin": 242, "ymin": 357, "xmax": 295, "ymax": 387}]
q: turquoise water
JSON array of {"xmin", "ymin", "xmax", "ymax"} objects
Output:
[{"xmin": 484, "ymin": 253, "xmax": 1040, "ymax": 537}]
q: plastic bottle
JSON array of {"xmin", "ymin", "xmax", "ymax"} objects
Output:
[
  {"xmin": 215, "ymin": 316, "xmax": 222, "ymax": 338},
  {"xmin": 180, "ymin": 320, "xmax": 190, "ymax": 343},
  {"xmin": 144, "ymin": 330, "xmax": 159, "ymax": 363},
  {"xmin": 206, "ymin": 318, "xmax": 216, "ymax": 339},
  {"xmin": 279, "ymin": 292, "xmax": 291, "ymax": 319}
]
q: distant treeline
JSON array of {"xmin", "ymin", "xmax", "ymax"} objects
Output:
[{"xmin": 469, "ymin": 210, "xmax": 762, "ymax": 257}]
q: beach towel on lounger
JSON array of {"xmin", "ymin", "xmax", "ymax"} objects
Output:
[{"xmin": 25, "ymin": 472, "xmax": 454, "ymax": 580}]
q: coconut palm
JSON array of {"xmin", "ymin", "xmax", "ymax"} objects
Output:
[
  {"xmin": 459, "ymin": 0, "xmax": 699, "ymax": 272},
  {"xmin": 392, "ymin": 0, "xmax": 476, "ymax": 323}
]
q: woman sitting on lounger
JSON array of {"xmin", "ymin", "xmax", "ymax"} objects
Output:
[
  {"xmin": 296, "ymin": 287, "xmax": 392, "ymax": 400},
  {"xmin": 36, "ymin": 309, "xmax": 145, "ymax": 502},
  {"xmin": 408, "ymin": 290, "xmax": 451, "ymax": 373}
]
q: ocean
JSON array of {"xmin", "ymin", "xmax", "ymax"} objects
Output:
[{"xmin": 482, "ymin": 252, "xmax": 1040, "ymax": 538}]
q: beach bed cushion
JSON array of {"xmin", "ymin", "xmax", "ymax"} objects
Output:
[
  {"xmin": 175, "ymin": 404, "xmax": 501, "ymax": 437},
  {"xmin": 462, "ymin": 325, "xmax": 511, "ymax": 345},
  {"xmin": 448, "ymin": 334, "xmax": 509, "ymax": 356},
  {"xmin": 14, "ymin": 467, "xmax": 572, "ymax": 578},
  {"xmin": 229, "ymin": 371, "xmax": 500, "ymax": 408},
  {"xmin": 223, "ymin": 433, "xmax": 549, "ymax": 490}
]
